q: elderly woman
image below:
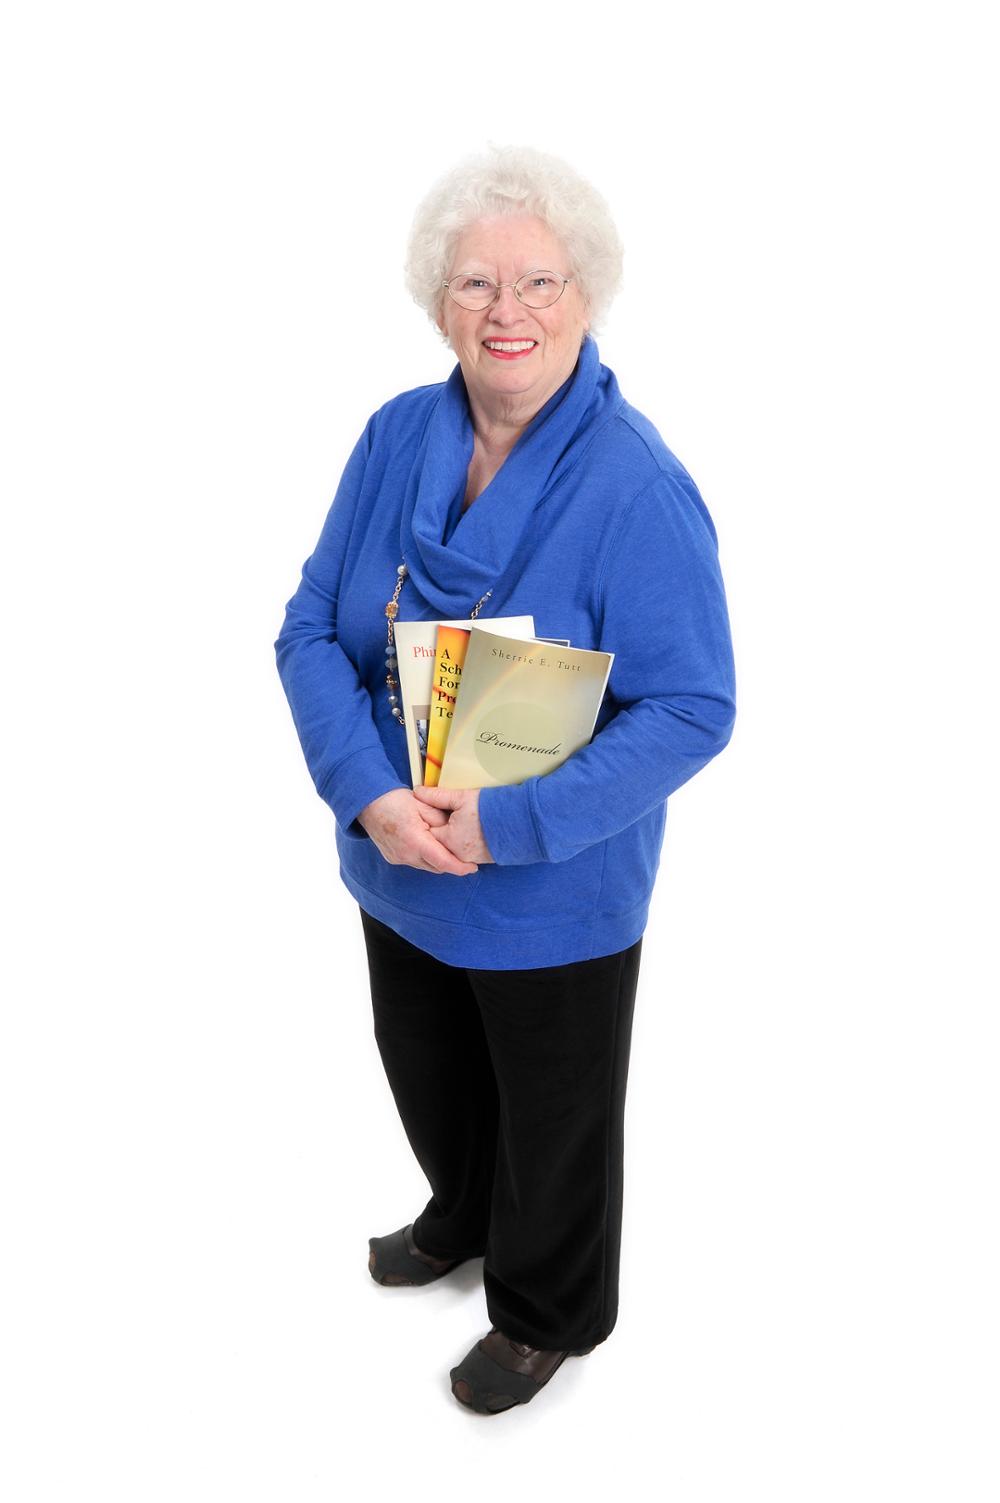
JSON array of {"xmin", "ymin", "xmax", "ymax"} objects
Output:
[{"xmin": 275, "ymin": 145, "xmax": 736, "ymax": 1415}]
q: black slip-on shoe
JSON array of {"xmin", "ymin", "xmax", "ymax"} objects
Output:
[
  {"xmin": 449, "ymin": 1327, "xmax": 596, "ymax": 1414},
  {"xmin": 368, "ymin": 1222, "xmax": 469, "ymax": 1287}
]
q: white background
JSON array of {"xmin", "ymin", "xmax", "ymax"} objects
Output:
[{"xmin": 2, "ymin": 2, "xmax": 997, "ymax": 1499}]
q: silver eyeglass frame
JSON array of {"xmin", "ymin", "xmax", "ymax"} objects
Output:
[{"xmin": 442, "ymin": 269, "xmax": 574, "ymax": 311}]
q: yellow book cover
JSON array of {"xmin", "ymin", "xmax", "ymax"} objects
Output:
[
  {"xmin": 438, "ymin": 628, "xmax": 615, "ymax": 790},
  {"xmin": 422, "ymin": 625, "xmax": 471, "ymax": 786}
]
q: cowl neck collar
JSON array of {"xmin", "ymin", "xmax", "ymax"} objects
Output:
[{"xmin": 398, "ymin": 334, "xmax": 622, "ymax": 619}]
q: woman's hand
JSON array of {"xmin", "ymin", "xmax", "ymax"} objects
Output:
[
  {"xmin": 357, "ymin": 789, "xmax": 478, "ymax": 876},
  {"xmin": 411, "ymin": 786, "xmax": 495, "ymax": 865}
]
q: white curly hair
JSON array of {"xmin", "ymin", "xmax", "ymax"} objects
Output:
[{"xmin": 404, "ymin": 144, "xmax": 624, "ymax": 338}]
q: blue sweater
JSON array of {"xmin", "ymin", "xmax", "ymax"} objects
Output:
[{"xmin": 275, "ymin": 336, "xmax": 736, "ymax": 969}]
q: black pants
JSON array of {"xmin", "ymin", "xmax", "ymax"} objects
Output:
[{"xmin": 359, "ymin": 908, "xmax": 642, "ymax": 1352}]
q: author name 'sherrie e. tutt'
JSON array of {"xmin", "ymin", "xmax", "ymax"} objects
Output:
[{"xmin": 490, "ymin": 646, "xmax": 582, "ymax": 674}]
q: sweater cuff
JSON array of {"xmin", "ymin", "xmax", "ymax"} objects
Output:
[
  {"xmin": 319, "ymin": 749, "xmax": 407, "ymax": 841},
  {"xmin": 477, "ymin": 781, "xmax": 546, "ymax": 865}
]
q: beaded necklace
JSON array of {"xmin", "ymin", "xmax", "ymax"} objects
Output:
[{"xmin": 384, "ymin": 563, "xmax": 493, "ymax": 729}]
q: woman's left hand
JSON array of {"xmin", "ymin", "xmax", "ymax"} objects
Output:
[{"xmin": 412, "ymin": 786, "xmax": 495, "ymax": 865}]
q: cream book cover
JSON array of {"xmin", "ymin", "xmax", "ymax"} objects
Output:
[
  {"xmin": 437, "ymin": 628, "xmax": 614, "ymax": 790},
  {"xmin": 392, "ymin": 616, "xmax": 535, "ymax": 788}
]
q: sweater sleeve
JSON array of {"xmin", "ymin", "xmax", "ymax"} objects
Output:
[
  {"xmin": 274, "ymin": 416, "xmax": 407, "ymax": 837},
  {"xmin": 476, "ymin": 468, "xmax": 737, "ymax": 865}
]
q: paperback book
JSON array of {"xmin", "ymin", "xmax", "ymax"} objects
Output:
[{"xmin": 437, "ymin": 627, "xmax": 614, "ymax": 790}]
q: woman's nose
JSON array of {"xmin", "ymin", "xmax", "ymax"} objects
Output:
[{"xmin": 488, "ymin": 284, "xmax": 524, "ymax": 324}]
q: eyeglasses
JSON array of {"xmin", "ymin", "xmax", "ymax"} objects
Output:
[{"xmin": 442, "ymin": 269, "xmax": 574, "ymax": 311}]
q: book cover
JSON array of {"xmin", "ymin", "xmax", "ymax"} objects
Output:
[
  {"xmin": 392, "ymin": 616, "xmax": 535, "ymax": 788},
  {"xmin": 423, "ymin": 625, "xmax": 471, "ymax": 787},
  {"xmin": 437, "ymin": 628, "xmax": 615, "ymax": 790}
]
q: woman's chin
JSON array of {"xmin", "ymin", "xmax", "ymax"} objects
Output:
[{"xmin": 466, "ymin": 357, "xmax": 552, "ymax": 405}]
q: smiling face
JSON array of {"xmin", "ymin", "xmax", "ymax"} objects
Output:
[{"xmin": 436, "ymin": 214, "xmax": 590, "ymax": 422}]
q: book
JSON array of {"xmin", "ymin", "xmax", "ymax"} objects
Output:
[
  {"xmin": 423, "ymin": 625, "xmax": 472, "ymax": 787},
  {"xmin": 437, "ymin": 627, "xmax": 615, "ymax": 790},
  {"xmin": 423, "ymin": 625, "xmax": 575, "ymax": 786},
  {"xmin": 391, "ymin": 616, "xmax": 535, "ymax": 788}
]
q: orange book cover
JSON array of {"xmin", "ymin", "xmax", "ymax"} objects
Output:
[{"xmin": 422, "ymin": 625, "xmax": 471, "ymax": 786}]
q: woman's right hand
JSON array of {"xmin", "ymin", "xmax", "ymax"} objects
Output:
[{"xmin": 357, "ymin": 788, "xmax": 479, "ymax": 876}]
